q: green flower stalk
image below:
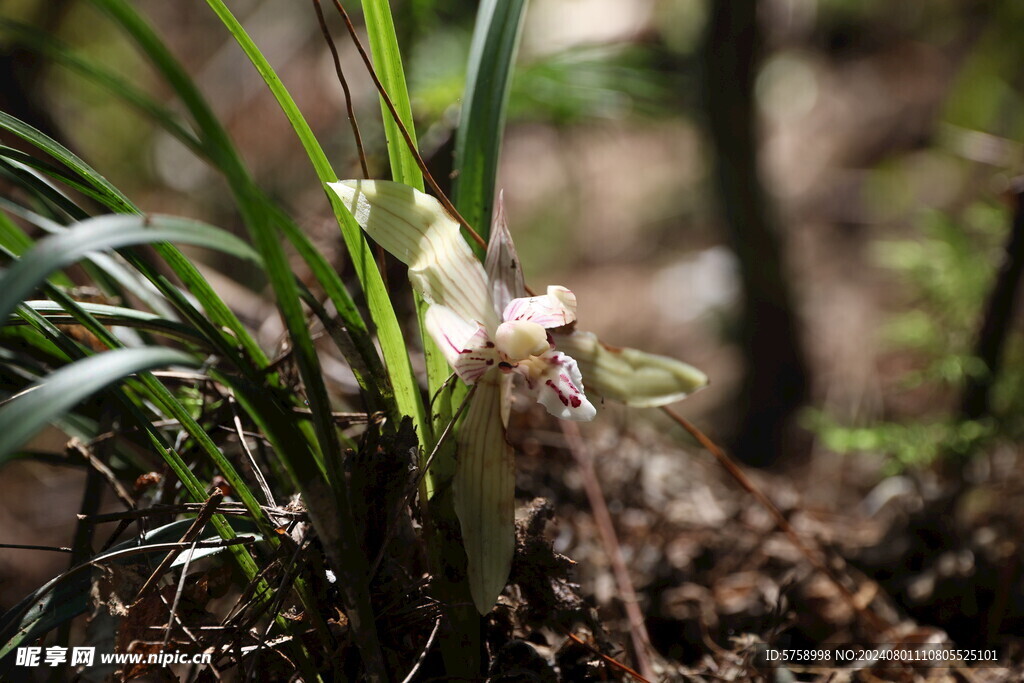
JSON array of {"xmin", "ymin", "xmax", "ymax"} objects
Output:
[{"xmin": 330, "ymin": 179, "xmax": 708, "ymax": 612}]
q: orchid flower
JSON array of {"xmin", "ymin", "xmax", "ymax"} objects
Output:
[{"xmin": 329, "ymin": 180, "xmax": 707, "ymax": 613}]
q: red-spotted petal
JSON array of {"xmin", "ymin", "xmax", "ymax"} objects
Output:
[
  {"xmin": 530, "ymin": 351, "xmax": 596, "ymax": 421},
  {"xmin": 424, "ymin": 305, "xmax": 498, "ymax": 384},
  {"xmin": 501, "ymin": 286, "xmax": 577, "ymax": 329}
]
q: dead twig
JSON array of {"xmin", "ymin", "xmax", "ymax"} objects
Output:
[
  {"xmin": 80, "ymin": 503, "xmax": 305, "ymax": 525},
  {"xmin": 330, "ymin": 0, "xmax": 487, "ymax": 249},
  {"xmin": 162, "ymin": 534, "xmax": 201, "ymax": 648},
  {"xmin": 560, "ymin": 421, "xmax": 656, "ymax": 682},
  {"xmin": 135, "ymin": 490, "xmax": 225, "ymax": 601},
  {"xmin": 227, "ymin": 394, "xmax": 277, "ymax": 507},
  {"xmin": 311, "ymin": 0, "xmax": 369, "ymax": 178},
  {"xmin": 310, "ymin": 0, "xmax": 394, "ymax": 289},
  {"xmin": 564, "ymin": 632, "xmax": 651, "ymax": 683},
  {"xmin": 0, "ymin": 543, "xmax": 72, "ymax": 552},
  {"xmin": 68, "ymin": 437, "xmax": 136, "ymax": 510},
  {"xmin": 249, "ymin": 528, "xmax": 310, "ymax": 681},
  {"xmin": 290, "ymin": 406, "xmax": 376, "ymax": 426},
  {"xmin": 399, "ymin": 617, "xmax": 442, "ymax": 683}
]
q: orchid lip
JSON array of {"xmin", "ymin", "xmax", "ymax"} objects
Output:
[{"xmin": 494, "ymin": 320, "xmax": 548, "ymax": 361}]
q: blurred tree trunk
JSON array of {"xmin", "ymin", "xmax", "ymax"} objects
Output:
[
  {"xmin": 961, "ymin": 181, "xmax": 1024, "ymax": 422},
  {"xmin": 0, "ymin": 1, "xmax": 72, "ymax": 145},
  {"xmin": 701, "ymin": 0, "xmax": 809, "ymax": 466}
]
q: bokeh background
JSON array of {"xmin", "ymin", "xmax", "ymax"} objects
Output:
[{"xmin": 3, "ymin": 0, "xmax": 1024, "ymax": 677}]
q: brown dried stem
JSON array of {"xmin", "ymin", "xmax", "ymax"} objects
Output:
[
  {"xmin": 312, "ymin": 0, "xmax": 369, "ymax": 178},
  {"xmin": 135, "ymin": 489, "xmax": 224, "ymax": 601},
  {"xmin": 560, "ymin": 421, "xmax": 656, "ymax": 681},
  {"xmin": 564, "ymin": 632, "xmax": 651, "ymax": 683},
  {"xmin": 330, "ymin": 0, "xmax": 486, "ymax": 249}
]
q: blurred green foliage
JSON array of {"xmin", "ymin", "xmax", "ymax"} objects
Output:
[
  {"xmin": 810, "ymin": 413, "xmax": 995, "ymax": 473},
  {"xmin": 811, "ymin": 201, "xmax": 1024, "ymax": 470},
  {"xmin": 410, "ymin": 38, "xmax": 676, "ymax": 125}
]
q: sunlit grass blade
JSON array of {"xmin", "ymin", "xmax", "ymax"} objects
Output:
[
  {"xmin": 359, "ymin": 0, "xmax": 423, "ymax": 191},
  {"xmin": 0, "ymin": 111, "xmax": 136, "ymax": 215},
  {"xmin": 90, "ymin": 0, "xmax": 403, "ymax": 427},
  {"xmin": 359, "ymin": 0, "xmax": 455, "ymax": 477},
  {"xmin": 0, "ymin": 347, "xmax": 196, "ymax": 461},
  {"xmin": 10, "ymin": 300, "xmax": 203, "ymax": 344},
  {"xmin": 198, "ymin": 0, "xmax": 425, "ymax": 439},
  {"xmin": 0, "ymin": 213, "xmax": 259, "ymax": 322},
  {"xmin": 0, "ymin": 144, "xmax": 137, "ymax": 211},
  {"xmin": 0, "ymin": 111, "xmax": 270, "ymax": 366},
  {"xmin": 452, "ymin": 0, "xmax": 528, "ymax": 240},
  {"xmin": 345, "ymin": 4, "xmax": 492, "ymax": 665}
]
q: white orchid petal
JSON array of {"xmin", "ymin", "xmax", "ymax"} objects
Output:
[
  {"xmin": 502, "ymin": 286, "xmax": 578, "ymax": 329},
  {"xmin": 484, "ymin": 192, "xmax": 526, "ymax": 311},
  {"xmin": 530, "ymin": 351, "xmax": 596, "ymax": 421},
  {"xmin": 454, "ymin": 378, "xmax": 515, "ymax": 613},
  {"xmin": 555, "ymin": 331, "xmax": 708, "ymax": 407},
  {"xmin": 423, "ymin": 305, "xmax": 497, "ymax": 384},
  {"xmin": 328, "ymin": 180, "xmax": 499, "ymax": 328}
]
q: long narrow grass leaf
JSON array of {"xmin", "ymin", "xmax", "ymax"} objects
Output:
[
  {"xmin": 359, "ymin": 0, "xmax": 423, "ymax": 190},
  {"xmin": 90, "ymin": 0, "xmax": 404, "ymax": 432},
  {"xmin": 199, "ymin": 0, "xmax": 426, "ymax": 442},
  {"xmin": 0, "ymin": 214, "xmax": 259, "ymax": 322},
  {"xmin": 359, "ymin": 0, "xmax": 453, "ymax": 456},
  {"xmin": 0, "ymin": 111, "xmax": 136, "ymax": 214},
  {"xmin": 452, "ymin": 0, "xmax": 528, "ymax": 241},
  {"xmin": 0, "ymin": 145, "xmax": 137, "ymax": 210},
  {"xmin": 11, "ymin": 300, "xmax": 202, "ymax": 344},
  {"xmin": 0, "ymin": 347, "xmax": 196, "ymax": 462}
]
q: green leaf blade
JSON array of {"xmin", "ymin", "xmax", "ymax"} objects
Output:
[
  {"xmin": 0, "ymin": 347, "xmax": 198, "ymax": 463},
  {"xmin": 0, "ymin": 214, "xmax": 260, "ymax": 323},
  {"xmin": 452, "ymin": 0, "xmax": 528, "ymax": 241}
]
